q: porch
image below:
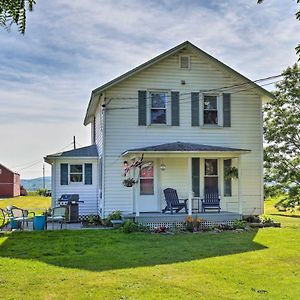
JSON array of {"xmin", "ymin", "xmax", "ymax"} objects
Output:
[
  {"xmin": 124, "ymin": 211, "xmax": 242, "ymax": 229},
  {"xmin": 122, "ymin": 141, "xmax": 250, "ymax": 218}
]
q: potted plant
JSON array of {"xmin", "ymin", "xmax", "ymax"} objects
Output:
[
  {"xmin": 108, "ymin": 210, "xmax": 124, "ymax": 228},
  {"xmin": 122, "ymin": 177, "xmax": 137, "ymax": 187}
]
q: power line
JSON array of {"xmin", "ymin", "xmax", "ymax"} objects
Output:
[
  {"xmin": 106, "ymin": 79, "xmax": 281, "ymax": 112},
  {"xmin": 105, "ymin": 73, "xmax": 286, "ymax": 103},
  {"xmin": 14, "ymin": 141, "xmax": 76, "ymax": 172}
]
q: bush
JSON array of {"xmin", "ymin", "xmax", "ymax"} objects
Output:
[
  {"xmin": 108, "ymin": 210, "xmax": 122, "ymax": 221},
  {"xmin": 260, "ymin": 215, "xmax": 274, "ymax": 224},
  {"xmin": 121, "ymin": 220, "xmax": 139, "ymax": 233},
  {"xmin": 233, "ymin": 219, "xmax": 246, "ymax": 229},
  {"xmin": 243, "ymin": 215, "xmax": 260, "ymax": 223},
  {"xmin": 37, "ymin": 188, "xmax": 48, "ymax": 196}
]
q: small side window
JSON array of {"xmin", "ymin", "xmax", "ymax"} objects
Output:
[
  {"xmin": 70, "ymin": 164, "xmax": 83, "ymax": 182},
  {"xmin": 180, "ymin": 56, "xmax": 190, "ymax": 69}
]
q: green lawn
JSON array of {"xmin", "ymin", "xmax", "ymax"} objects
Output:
[
  {"xmin": 0, "ymin": 195, "xmax": 51, "ymax": 214},
  {"xmin": 0, "ymin": 198, "xmax": 299, "ymax": 299}
]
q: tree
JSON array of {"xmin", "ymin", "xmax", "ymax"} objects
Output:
[
  {"xmin": 264, "ymin": 64, "xmax": 300, "ymax": 209},
  {"xmin": 0, "ymin": 0, "xmax": 36, "ymax": 34},
  {"xmin": 257, "ymin": 0, "xmax": 300, "ymax": 59}
]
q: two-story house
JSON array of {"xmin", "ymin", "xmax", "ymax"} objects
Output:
[{"xmin": 45, "ymin": 41, "xmax": 273, "ymax": 226}]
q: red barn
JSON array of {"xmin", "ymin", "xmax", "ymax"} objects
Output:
[{"xmin": 0, "ymin": 164, "xmax": 20, "ymax": 198}]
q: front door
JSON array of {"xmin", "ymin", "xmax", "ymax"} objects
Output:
[{"xmin": 139, "ymin": 161, "xmax": 158, "ymax": 212}]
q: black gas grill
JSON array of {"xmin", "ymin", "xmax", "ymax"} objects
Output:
[{"xmin": 58, "ymin": 194, "xmax": 84, "ymax": 222}]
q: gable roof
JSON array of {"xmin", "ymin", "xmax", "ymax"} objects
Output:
[
  {"xmin": 122, "ymin": 141, "xmax": 250, "ymax": 156},
  {"xmin": 45, "ymin": 145, "xmax": 98, "ymax": 161},
  {"xmin": 0, "ymin": 163, "xmax": 19, "ymax": 175},
  {"xmin": 84, "ymin": 40, "xmax": 274, "ymax": 125}
]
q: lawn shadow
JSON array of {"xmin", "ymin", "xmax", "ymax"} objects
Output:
[
  {"xmin": 0, "ymin": 229, "xmax": 267, "ymax": 272},
  {"xmin": 270, "ymin": 213, "xmax": 300, "ymax": 219}
]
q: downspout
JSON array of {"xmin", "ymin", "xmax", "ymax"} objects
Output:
[{"xmin": 101, "ymin": 99, "xmax": 106, "ymax": 218}]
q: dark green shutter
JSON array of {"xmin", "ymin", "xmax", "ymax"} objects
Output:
[
  {"xmin": 224, "ymin": 159, "xmax": 232, "ymax": 196},
  {"xmin": 138, "ymin": 90, "xmax": 147, "ymax": 126},
  {"xmin": 192, "ymin": 158, "xmax": 200, "ymax": 197},
  {"xmin": 60, "ymin": 164, "xmax": 68, "ymax": 185},
  {"xmin": 191, "ymin": 92, "xmax": 199, "ymax": 126},
  {"xmin": 223, "ymin": 93, "xmax": 231, "ymax": 127},
  {"xmin": 171, "ymin": 91, "xmax": 180, "ymax": 126},
  {"xmin": 85, "ymin": 163, "xmax": 93, "ymax": 185}
]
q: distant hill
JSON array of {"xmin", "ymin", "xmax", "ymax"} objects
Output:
[{"xmin": 21, "ymin": 177, "xmax": 51, "ymax": 191}]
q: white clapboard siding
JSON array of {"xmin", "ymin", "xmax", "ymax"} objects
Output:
[
  {"xmin": 94, "ymin": 48, "xmax": 263, "ymax": 216},
  {"xmin": 52, "ymin": 158, "xmax": 99, "ymax": 216}
]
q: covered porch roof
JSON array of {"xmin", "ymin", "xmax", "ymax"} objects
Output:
[{"xmin": 122, "ymin": 141, "xmax": 250, "ymax": 157}]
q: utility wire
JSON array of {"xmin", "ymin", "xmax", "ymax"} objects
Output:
[
  {"xmin": 105, "ymin": 73, "xmax": 287, "ymax": 102},
  {"xmin": 106, "ymin": 79, "xmax": 281, "ymax": 111},
  {"xmin": 14, "ymin": 141, "xmax": 76, "ymax": 172}
]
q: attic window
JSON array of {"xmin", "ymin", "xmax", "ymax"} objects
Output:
[{"xmin": 180, "ymin": 56, "xmax": 190, "ymax": 69}]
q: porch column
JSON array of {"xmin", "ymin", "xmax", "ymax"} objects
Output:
[
  {"xmin": 133, "ymin": 168, "xmax": 139, "ymax": 217},
  {"xmin": 187, "ymin": 157, "xmax": 193, "ymax": 215},
  {"xmin": 237, "ymin": 156, "xmax": 242, "ymax": 215}
]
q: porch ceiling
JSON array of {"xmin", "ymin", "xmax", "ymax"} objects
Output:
[{"xmin": 122, "ymin": 141, "xmax": 250, "ymax": 157}]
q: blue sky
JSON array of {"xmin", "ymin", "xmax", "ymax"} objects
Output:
[{"xmin": 0, "ymin": 0, "xmax": 299, "ymax": 179}]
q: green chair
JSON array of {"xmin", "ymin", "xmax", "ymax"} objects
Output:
[
  {"xmin": 46, "ymin": 207, "xmax": 67, "ymax": 230},
  {"xmin": 9, "ymin": 207, "xmax": 35, "ymax": 229},
  {"xmin": 0, "ymin": 208, "xmax": 10, "ymax": 230}
]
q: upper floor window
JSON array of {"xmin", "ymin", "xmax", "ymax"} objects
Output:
[
  {"xmin": 180, "ymin": 55, "xmax": 190, "ymax": 69},
  {"xmin": 150, "ymin": 92, "xmax": 168, "ymax": 124},
  {"xmin": 203, "ymin": 95, "xmax": 218, "ymax": 125}
]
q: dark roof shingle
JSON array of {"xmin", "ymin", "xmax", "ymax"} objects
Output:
[
  {"xmin": 123, "ymin": 141, "xmax": 250, "ymax": 154},
  {"xmin": 46, "ymin": 144, "xmax": 98, "ymax": 158}
]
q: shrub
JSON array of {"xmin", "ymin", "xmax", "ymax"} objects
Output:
[
  {"xmin": 121, "ymin": 220, "xmax": 138, "ymax": 233},
  {"xmin": 243, "ymin": 215, "xmax": 260, "ymax": 223},
  {"xmin": 37, "ymin": 188, "xmax": 48, "ymax": 196},
  {"xmin": 260, "ymin": 215, "xmax": 274, "ymax": 224},
  {"xmin": 108, "ymin": 210, "xmax": 122, "ymax": 221},
  {"xmin": 218, "ymin": 223, "xmax": 234, "ymax": 230},
  {"xmin": 233, "ymin": 219, "xmax": 246, "ymax": 229}
]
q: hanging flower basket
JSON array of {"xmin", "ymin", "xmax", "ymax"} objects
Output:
[
  {"xmin": 224, "ymin": 167, "xmax": 239, "ymax": 180},
  {"xmin": 123, "ymin": 178, "xmax": 137, "ymax": 187}
]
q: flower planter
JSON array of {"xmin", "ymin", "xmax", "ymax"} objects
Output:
[{"xmin": 111, "ymin": 219, "xmax": 124, "ymax": 228}]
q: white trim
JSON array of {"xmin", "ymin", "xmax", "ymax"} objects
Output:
[
  {"xmin": 147, "ymin": 90, "xmax": 171, "ymax": 126},
  {"xmin": 238, "ymin": 156, "xmax": 242, "ymax": 214},
  {"xmin": 188, "ymin": 157, "xmax": 192, "ymax": 215},
  {"xmin": 202, "ymin": 93, "xmax": 222, "ymax": 127}
]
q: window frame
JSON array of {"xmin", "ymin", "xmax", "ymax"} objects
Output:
[
  {"xmin": 140, "ymin": 161, "xmax": 155, "ymax": 195},
  {"xmin": 204, "ymin": 159, "xmax": 219, "ymax": 194},
  {"xmin": 179, "ymin": 55, "xmax": 191, "ymax": 69},
  {"xmin": 69, "ymin": 164, "xmax": 83, "ymax": 184},
  {"xmin": 148, "ymin": 90, "xmax": 171, "ymax": 125},
  {"xmin": 201, "ymin": 93, "xmax": 223, "ymax": 127}
]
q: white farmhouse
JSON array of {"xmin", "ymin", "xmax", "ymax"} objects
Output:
[{"xmin": 45, "ymin": 41, "xmax": 273, "ymax": 226}]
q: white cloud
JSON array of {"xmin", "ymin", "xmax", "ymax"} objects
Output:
[{"xmin": 0, "ymin": 0, "xmax": 299, "ymax": 178}]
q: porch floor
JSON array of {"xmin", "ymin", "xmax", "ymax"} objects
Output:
[{"xmin": 124, "ymin": 211, "xmax": 241, "ymax": 223}]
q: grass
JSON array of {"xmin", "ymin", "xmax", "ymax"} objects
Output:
[
  {"xmin": 0, "ymin": 195, "xmax": 51, "ymax": 214},
  {"xmin": 0, "ymin": 197, "xmax": 299, "ymax": 299}
]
